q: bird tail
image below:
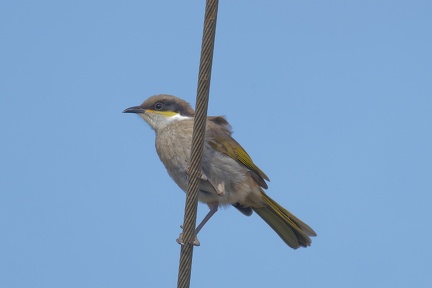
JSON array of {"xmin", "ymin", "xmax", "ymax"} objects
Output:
[{"xmin": 253, "ymin": 192, "xmax": 317, "ymax": 249}]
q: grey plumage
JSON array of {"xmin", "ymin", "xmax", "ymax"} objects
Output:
[{"xmin": 123, "ymin": 94, "xmax": 317, "ymax": 248}]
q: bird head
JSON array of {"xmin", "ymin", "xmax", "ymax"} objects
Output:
[{"xmin": 123, "ymin": 94, "xmax": 195, "ymax": 131}]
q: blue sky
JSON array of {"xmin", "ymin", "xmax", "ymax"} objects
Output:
[{"xmin": 1, "ymin": 1, "xmax": 431, "ymax": 287}]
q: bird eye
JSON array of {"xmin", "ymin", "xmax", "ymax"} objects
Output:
[{"xmin": 154, "ymin": 102, "xmax": 163, "ymax": 110}]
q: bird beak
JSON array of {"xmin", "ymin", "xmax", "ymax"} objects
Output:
[{"xmin": 123, "ymin": 106, "xmax": 146, "ymax": 114}]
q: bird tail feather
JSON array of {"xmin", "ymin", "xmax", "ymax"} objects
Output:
[{"xmin": 253, "ymin": 192, "xmax": 316, "ymax": 249}]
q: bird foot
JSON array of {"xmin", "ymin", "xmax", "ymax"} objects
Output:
[
  {"xmin": 177, "ymin": 226, "xmax": 200, "ymax": 246},
  {"xmin": 199, "ymin": 173, "xmax": 225, "ymax": 196},
  {"xmin": 216, "ymin": 182, "xmax": 225, "ymax": 196},
  {"xmin": 185, "ymin": 169, "xmax": 225, "ymax": 196}
]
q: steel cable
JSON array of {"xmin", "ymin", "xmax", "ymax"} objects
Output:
[{"xmin": 177, "ymin": 1, "xmax": 219, "ymax": 287}]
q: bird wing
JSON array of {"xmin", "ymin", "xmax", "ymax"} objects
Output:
[{"xmin": 207, "ymin": 117, "xmax": 270, "ymax": 189}]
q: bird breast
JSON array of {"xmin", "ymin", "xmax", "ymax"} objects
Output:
[{"xmin": 155, "ymin": 119, "xmax": 259, "ymax": 207}]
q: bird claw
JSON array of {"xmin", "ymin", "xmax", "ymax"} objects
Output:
[
  {"xmin": 185, "ymin": 169, "xmax": 225, "ymax": 196},
  {"xmin": 177, "ymin": 226, "xmax": 200, "ymax": 246},
  {"xmin": 202, "ymin": 174, "xmax": 225, "ymax": 196},
  {"xmin": 176, "ymin": 234, "xmax": 200, "ymax": 246},
  {"xmin": 216, "ymin": 182, "xmax": 225, "ymax": 196}
]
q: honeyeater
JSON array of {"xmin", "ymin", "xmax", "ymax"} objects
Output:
[{"xmin": 123, "ymin": 94, "xmax": 316, "ymax": 249}]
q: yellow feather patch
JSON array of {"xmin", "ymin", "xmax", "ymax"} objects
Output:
[{"xmin": 147, "ymin": 110, "xmax": 179, "ymax": 117}]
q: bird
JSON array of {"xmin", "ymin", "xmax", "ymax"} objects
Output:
[{"xmin": 123, "ymin": 94, "xmax": 316, "ymax": 249}]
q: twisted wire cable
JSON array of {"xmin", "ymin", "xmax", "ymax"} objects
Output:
[{"xmin": 177, "ymin": 1, "xmax": 219, "ymax": 287}]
